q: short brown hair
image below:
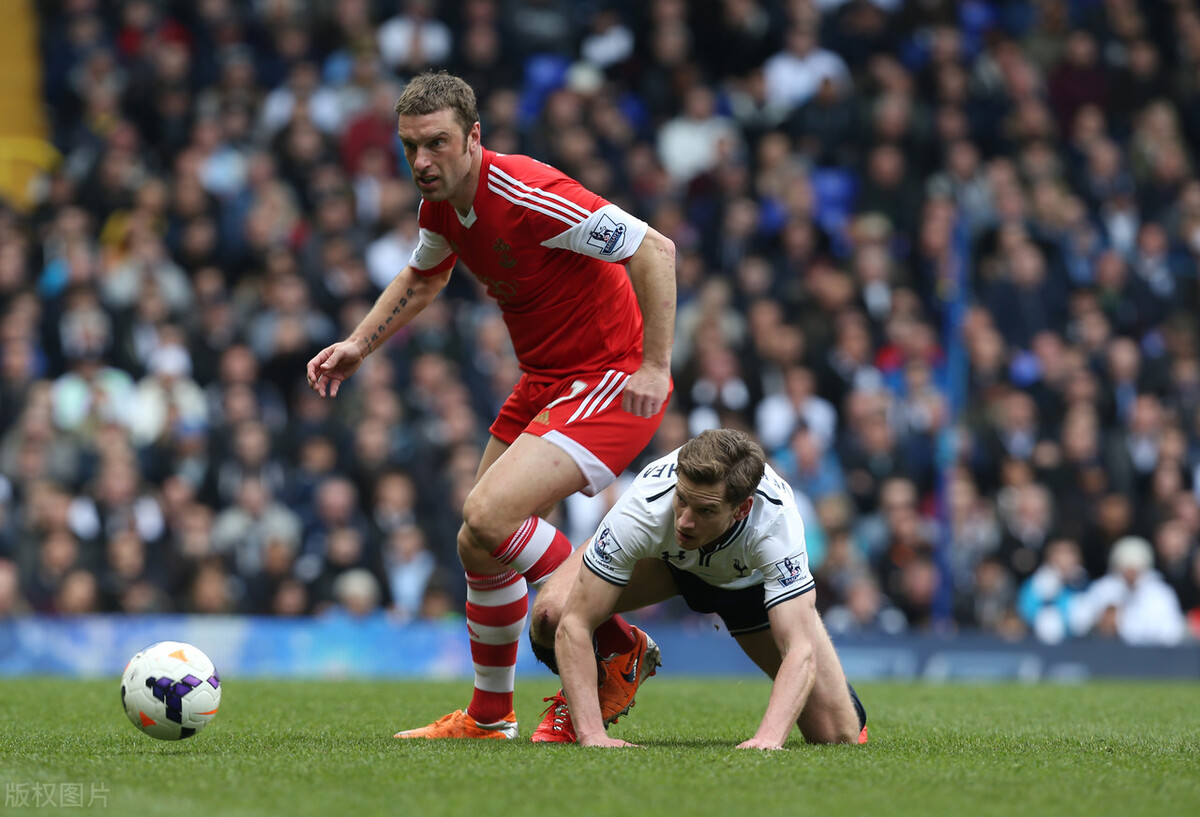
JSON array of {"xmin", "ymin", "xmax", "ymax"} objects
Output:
[
  {"xmin": 393, "ymin": 71, "xmax": 478, "ymax": 137},
  {"xmin": 676, "ymin": 429, "xmax": 766, "ymax": 506}
]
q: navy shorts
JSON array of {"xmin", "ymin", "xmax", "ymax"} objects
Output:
[{"xmin": 666, "ymin": 563, "xmax": 771, "ymax": 636}]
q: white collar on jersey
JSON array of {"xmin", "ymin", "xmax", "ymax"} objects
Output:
[{"xmin": 454, "ymin": 206, "xmax": 477, "ymax": 228}]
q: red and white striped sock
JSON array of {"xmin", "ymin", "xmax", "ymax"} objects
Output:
[
  {"xmin": 490, "ymin": 516, "xmax": 573, "ymax": 588},
  {"xmin": 465, "ymin": 569, "xmax": 527, "ymax": 724},
  {"xmin": 595, "ymin": 614, "xmax": 636, "ymax": 658}
]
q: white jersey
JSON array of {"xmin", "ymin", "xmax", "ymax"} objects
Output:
[{"xmin": 583, "ymin": 448, "xmax": 815, "ymax": 610}]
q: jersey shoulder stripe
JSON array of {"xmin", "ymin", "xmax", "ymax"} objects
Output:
[
  {"xmin": 487, "ymin": 177, "xmax": 581, "ymax": 226},
  {"xmin": 646, "ymin": 483, "xmax": 675, "ymax": 503},
  {"xmin": 756, "ymin": 464, "xmax": 796, "ymax": 508},
  {"xmin": 486, "ymin": 168, "xmax": 591, "ymax": 226},
  {"xmin": 489, "ymin": 158, "xmax": 592, "ymax": 217}
]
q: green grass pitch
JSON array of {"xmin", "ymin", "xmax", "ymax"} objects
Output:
[{"xmin": 2, "ymin": 677, "xmax": 1197, "ymax": 816}]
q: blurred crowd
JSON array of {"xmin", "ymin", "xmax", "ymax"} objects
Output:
[{"xmin": 2, "ymin": 0, "xmax": 1200, "ymax": 647}]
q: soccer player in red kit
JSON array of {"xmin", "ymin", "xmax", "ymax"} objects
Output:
[{"xmin": 306, "ymin": 72, "xmax": 675, "ymax": 739}]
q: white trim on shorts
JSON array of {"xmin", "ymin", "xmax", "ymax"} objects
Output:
[{"xmin": 541, "ymin": 429, "xmax": 617, "ymax": 497}]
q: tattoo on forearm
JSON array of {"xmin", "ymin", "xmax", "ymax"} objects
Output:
[{"xmin": 364, "ymin": 287, "xmax": 416, "ymax": 355}]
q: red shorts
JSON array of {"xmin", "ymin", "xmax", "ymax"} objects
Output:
[{"xmin": 489, "ymin": 369, "xmax": 671, "ymax": 496}]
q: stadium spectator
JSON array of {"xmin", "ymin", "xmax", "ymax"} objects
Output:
[
  {"xmin": 383, "ymin": 524, "xmax": 438, "ymax": 620},
  {"xmin": 762, "ymin": 23, "xmax": 851, "ymax": 112},
  {"xmin": 308, "ymin": 524, "xmax": 390, "ymax": 614},
  {"xmin": 24, "ymin": 530, "xmax": 85, "ymax": 614},
  {"xmin": 211, "ymin": 475, "xmax": 302, "ymax": 579},
  {"xmin": 1070, "ymin": 534, "xmax": 1187, "ymax": 646},
  {"xmin": 129, "ymin": 339, "xmax": 208, "ymax": 449},
  {"xmin": 99, "ymin": 529, "xmax": 167, "ymax": 614},
  {"xmin": 328, "ymin": 567, "xmax": 385, "ymax": 618},
  {"xmin": 49, "ymin": 292, "xmax": 136, "ymax": 439},
  {"xmin": 773, "ymin": 421, "xmax": 845, "ymax": 505},
  {"xmin": 0, "ymin": 558, "xmax": 30, "ymax": 616},
  {"xmin": 824, "ymin": 570, "xmax": 908, "ymax": 636},
  {"xmin": 377, "ymin": 0, "xmax": 453, "ymax": 75},
  {"xmin": 54, "ymin": 567, "xmax": 101, "ymax": 615},
  {"xmin": 207, "ymin": 418, "xmax": 288, "ymax": 508},
  {"xmin": 996, "ymin": 481, "xmax": 1055, "ymax": 581},
  {"xmin": 186, "ymin": 557, "xmax": 236, "ymax": 614},
  {"xmin": 656, "ymin": 84, "xmax": 743, "ymax": 185},
  {"xmin": 957, "ymin": 555, "xmax": 1025, "ymax": 638},
  {"xmin": 1018, "ymin": 536, "xmax": 1091, "ymax": 644},
  {"xmin": 1153, "ymin": 519, "xmax": 1200, "ymax": 613}
]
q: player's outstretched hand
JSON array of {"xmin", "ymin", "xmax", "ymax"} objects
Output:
[
  {"xmin": 622, "ymin": 365, "xmax": 670, "ymax": 418},
  {"xmin": 736, "ymin": 738, "xmax": 785, "ymax": 751},
  {"xmin": 306, "ymin": 340, "xmax": 365, "ymax": 398},
  {"xmin": 580, "ymin": 736, "xmax": 641, "ymax": 748}
]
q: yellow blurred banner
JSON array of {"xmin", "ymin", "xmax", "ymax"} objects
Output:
[{"xmin": 0, "ymin": 0, "xmax": 49, "ymax": 211}]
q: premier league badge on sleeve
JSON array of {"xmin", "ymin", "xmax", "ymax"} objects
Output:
[
  {"xmin": 592, "ymin": 524, "xmax": 623, "ymax": 563},
  {"xmin": 586, "ymin": 214, "xmax": 627, "ymax": 256},
  {"xmin": 773, "ymin": 555, "xmax": 808, "ymax": 586}
]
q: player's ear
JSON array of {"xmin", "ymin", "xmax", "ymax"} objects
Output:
[
  {"xmin": 734, "ymin": 496, "xmax": 753, "ymax": 521},
  {"xmin": 468, "ymin": 121, "xmax": 481, "ymax": 152}
]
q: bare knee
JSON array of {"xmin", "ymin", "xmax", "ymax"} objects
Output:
[
  {"xmin": 456, "ymin": 521, "xmax": 506, "ymax": 574},
  {"xmin": 530, "ymin": 569, "xmax": 573, "ymax": 644},
  {"xmin": 800, "ymin": 713, "xmax": 861, "ymax": 745},
  {"xmin": 529, "ymin": 599, "xmax": 560, "ymax": 645},
  {"xmin": 460, "ymin": 487, "xmax": 518, "ymax": 553},
  {"xmin": 828, "ymin": 721, "xmax": 864, "ymax": 745}
]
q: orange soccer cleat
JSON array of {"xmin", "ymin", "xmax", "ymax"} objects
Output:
[
  {"xmin": 394, "ymin": 709, "xmax": 518, "ymax": 740},
  {"xmin": 597, "ymin": 626, "xmax": 661, "ymax": 725}
]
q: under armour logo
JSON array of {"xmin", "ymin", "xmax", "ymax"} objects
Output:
[{"xmin": 661, "ymin": 550, "xmax": 686, "ymax": 562}]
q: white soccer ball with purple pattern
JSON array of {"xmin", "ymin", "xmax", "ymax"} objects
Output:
[{"xmin": 120, "ymin": 641, "xmax": 222, "ymax": 740}]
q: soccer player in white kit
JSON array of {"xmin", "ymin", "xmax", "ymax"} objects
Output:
[{"xmin": 529, "ymin": 429, "xmax": 868, "ymax": 748}]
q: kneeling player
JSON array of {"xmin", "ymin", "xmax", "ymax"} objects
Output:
[{"xmin": 528, "ymin": 428, "xmax": 868, "ymax": 748}]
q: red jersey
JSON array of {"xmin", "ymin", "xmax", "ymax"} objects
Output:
[{"xmin": 407, "ymin": 149, "xmax": 650, "ymax": 378}]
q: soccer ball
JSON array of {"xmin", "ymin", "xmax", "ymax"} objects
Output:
[{"xmin": 120, "ymin": 641, "xmax": 222, "ymax": 740}]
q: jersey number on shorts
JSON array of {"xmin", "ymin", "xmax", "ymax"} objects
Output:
[
  {"xmin": 544, "ymin": 380, "xmax": 588, "ymax": 411},
  {"xmin": 543, "ymin": 372, "xmax": 630, "ymax": 425}
]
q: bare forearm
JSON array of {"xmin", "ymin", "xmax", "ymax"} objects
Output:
[
  {"xmin": 557, "ymin": 616, "xmax": 606, "ymax": 743},
  {"xmin": 753, "ymin": 649, "xmax": 815, "ymax": 748},
  {"xmin": 349, "ymin": 267, "xmax": 447, "ymax": 356},
  {"xmin": 628, "ymin": 230, "xmax": 676, "ymax": 371}
]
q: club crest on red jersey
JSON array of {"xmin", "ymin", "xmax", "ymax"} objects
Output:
[{"xmin": 492, "ymin": 237, "xmax": 517, "ymax": 268}]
